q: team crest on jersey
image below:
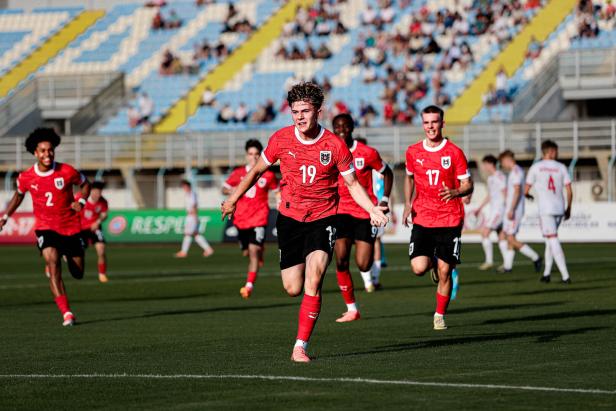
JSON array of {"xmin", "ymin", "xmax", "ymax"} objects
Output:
[
  {"xmin": 354, "ymin": 157, "xmax": 365, "ymax": 170},
  {"xmin": 54, "ymin": 177, "xmax": 64, "ymax": 190},
  {"xmin": 257, "ymin": 177, "xmax": 267, "ymax": 188},
  {"xmin": 320, "ymin": 151, "xmax": 332, "ymax": 166},
  {"xmin": 441, "ymin": 156, "xmax": 451, "ymax": 169}
]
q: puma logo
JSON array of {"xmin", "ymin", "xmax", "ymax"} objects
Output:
[
  {"xmin": 30, "ymin": 184, "xmax": 38, "ymax": 191},
  {"xmin": 416, "ymin": 159, "xmax": 425, "ymax": 166},
  {"xmin": 288, "ymin": 151, "xmax": 296, "ymax": 158}
]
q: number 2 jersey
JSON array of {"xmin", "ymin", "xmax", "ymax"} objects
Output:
[
  {"xmin": 262, "ymin": 125, "xmax": 354, "ymax": 222},
  {"xmin": 223, "ymin": 166, "xmax": 278, "ymax": 229},
  {"xmin": 337, "ymin": 140, "xmax": 386, "ymax": 219},
  {"xmin": 405, "ymin": 138, "xmax": 470, "ymax": 228},
  {"xmin": 17, "ymin": 162, "xmax": 85, "ymax": 236},
  {"xmin": 526, "ymin": 159, "xmax": 571, "ymax": 216}
]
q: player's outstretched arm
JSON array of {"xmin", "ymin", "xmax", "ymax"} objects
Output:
[
  {"xmin": 343, "ymin": 172, "xmax": 388, "ymax": 227},
  {"xmin": 402, "ymin": 174, "xmax": 415, "ymax": 227},
  {"xmin": 0, "ymin": 191, "xmax": 25, "ymax": 232},
  {"xmin": 71, "ymin": 178, "xmax": 91, "ymax": 212},
  {"xmin": 221, "ymin": 157, "xmax": 269, "ymax": 219}
]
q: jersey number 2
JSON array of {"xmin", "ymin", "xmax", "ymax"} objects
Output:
[
  {"xmin": 547, "ymin": 175, "xmax": 556, "ymax": 193},
  {"xmin": 45, "ymin": 192, "xmax": 54, "ymax": 207}
]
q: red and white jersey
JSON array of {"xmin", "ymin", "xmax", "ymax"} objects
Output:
[
  {"xmin": 224, "ymin": 166, "xmax": 278, "ymax": 229},
  {"xmin": 487, "ymin": 170, "xmax": 506, "ymax": 213},
  {"xmin": 80, "ymin": 196, "xmax": 108, "ymax": 230},
  {"xmin": 338, "ymin": 140, "xmax": 386, "ymax": 219},
  {"xmin": 405, "ymin": 138, "xmax": 470, "ymax": 228},
  {"xmin": 526, "ymin": 159, "xmax": 571, "ymax": 215},
  {"xmin": 262, "ymin": 125, "xmax": 354, "ymax": 222},
  {"xmin": 505, "ymin": 164, "xmax": 525, "ymax": 216},
  {"xmin": 16, "ymin": 162, "xmax": 85, "ymax": 236}
]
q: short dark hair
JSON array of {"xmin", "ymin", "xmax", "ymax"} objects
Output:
[
  {"xmin": 287, "ymin": 82, "xmax": 324, "ymax": 109},
  {"xmin": 245, "ymin": 139, "xmax": 263, "ymax": 153},
  {"xmin": 482, "ymin": 154, "xmax": 498, "ymax": 165},
  {"xmin": 421, "ymin": 105, "xmax": 444, "ymax": 120},
  {"xmin": 498, "ymin": 150, "xmax": 515, "ymax": 161},
  {"xmin": 91, "ymin": 181, "xmax": 105, "ymax": 190},
  {"xmin": 25, "ymin": 128, "xmax": 61, "ymax": 154},
  {"xmin": 180, "ymin": 179, "xmax": 191, "ymax": 187},
  {"xmin": 332, "ymin": 113, "xmax": 354, "ymax": 129},
  {"xmin": 541, "ymin": 140, "xmax": 558, "ymax": 153},
  {"xmin": 354, "ymin": 137, "xmax": 367, "ymax": 145}
]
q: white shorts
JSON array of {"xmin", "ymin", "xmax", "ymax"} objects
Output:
[
  {"xmin": 184, "ymin": 215, "xmax": 200, "ymax": 235},
  {"xmin": 485, "ymin": 209, "xmax": 504, "ymax": 231},
  {"xmin": 539, "ymin": 215, "xmax": 563, "ymax": 237},
  {"xmin": 503, "ymin": 215, "xmax": 522, "ymax": 236}
]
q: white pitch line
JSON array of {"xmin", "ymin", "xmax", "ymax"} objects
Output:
[{"xmin": 0, "ymin": 374, "xmax": 614, "ymax": 395}]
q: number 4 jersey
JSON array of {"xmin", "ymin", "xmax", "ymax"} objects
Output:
[
  {"xmin": 262, "ymin": 125, "xmax": 354, "ymax": 222},
  {"xmin": 405, "ymin": 138, "xmax": 470, "ymax": 228},
  {"xmin": 16, "ymin": 162, "xmax": 85, "ymax": 235},
  {"xmin": 526, "ymin": 159, "xmax": 571, "ymax": 216}
]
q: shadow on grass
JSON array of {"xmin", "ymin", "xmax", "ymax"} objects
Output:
[
  {"xmin": 470, "ymin": 285, "xmax": 602, "ymax": 299},
  {"xmin": 320, "ymin": 326, "xmax": 607, "ymax": 358},
  {"xmin": 482, "ymin": 309, "xmax": 616, "ymax": 325},
  {"xmin": 0, "ymin": 292, "xmax": 212, "ymax": 308},
  {"xmin": 77, "ymin": 302, "xmax": 297, "ymax": 325}
]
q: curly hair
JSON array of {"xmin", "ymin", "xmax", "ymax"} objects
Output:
[
  {"xmin": 287, "ymin": 82, "xmax": 324, "ymax": 109},
  {"xmin": 25, "ymin": 128, "xmax": 61, "ymax": 154}
]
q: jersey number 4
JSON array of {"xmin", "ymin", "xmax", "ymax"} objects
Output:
[
  {"xmin": 547, "ymin": 175, "xmax": 556, "ymax": 193},
  {"xmin": 426, "ymin": 169, "xmax": 440, "ymax": 186}
]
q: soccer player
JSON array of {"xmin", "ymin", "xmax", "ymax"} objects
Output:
[
  {"xmin": 402, "ymin": 105, "xmax": 473, "ymax": 331},
  {"xmin": 221, "ymin": 82, "xmax": 388, "ymax": 362},
  {"xmin": 222, "ymin": 139, "xmax": 278, "ymax": 299},
  {"xmin": 474, "ymin": 155, "xmax": 507, "ymax": 270},
  {"xmin": 498, "ymin": 150, "xmax": 542, "ymax": 273},
  {"xmin": 332, "ymin": 113, "xmax": 393, "ymax": 322},
  {"xmin": 525, "ymin": 140, "xmax": 573, "ymax": 284},
  {"xmin": 175, "ymin": 179, "xmax": 214, "ymax": 258},
  {"xmin": 78, "ymin": 181, "xmax": 109, "ymax": 283},
  {"xmin": 0, "ymin": 128, "xmax": 90, "ymax": 326}
]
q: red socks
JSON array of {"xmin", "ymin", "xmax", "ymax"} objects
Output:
[
  {"xmin": 98, "ymin": 262, "xmax": 107, "ymax": 275},
  {"xmin": 435, "ymin": 292, "xmax": 450, "ymax": 315},
  {"xmin": 54, "ymin": 295, "xmax": 71, "ymax": 315},
  {"xmin": 296, "ymin": 294, "xmax": 322, "ymax": 342},
  {"xmin": 336, "ymin": 270, "xmax": 356, "ymax": 305},
  {"xmin": 246, "ymin": 271, "xmax": 257, "ymax": 285}
]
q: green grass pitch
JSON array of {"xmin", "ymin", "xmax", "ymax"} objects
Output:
[{"xmin": 0, "ymin": 242, "xmax": 615, "ymax": 410}]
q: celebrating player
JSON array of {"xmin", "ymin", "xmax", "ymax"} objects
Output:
[
  {"xmin": 498, "ymin": 150, "xmax": 542, "ymax": 273},
  {"xmin": 0, "ymin": 128, "xmax": 90, "ymax": 326},
  {"xmin": 402, "ymin": 105, "xmax": 473, "ymax": 331},
  {"xmin": 474, "ymin": 155, "xmax": 508, "ymax": 270},
  {"xmin": 222, "ymin": 139, "xmax": 278, "ymax": 299},
  {"xmin": 332, "ymin": 113, "xmax": 393, "ymax": 322},
  {"xmin": 525, "ymin": 140, "xmax": 573, "ymax": 284},
  {"xmin": 175, "ymin": 179, "xmax": 214, "ymax": 258},
  {"xmin": 78, "ymin": 181, "xmax": 109, "ymax": 283},
  {"xmin": 221, "ymin": 82, "xmax": 388, "ymax": 362}
]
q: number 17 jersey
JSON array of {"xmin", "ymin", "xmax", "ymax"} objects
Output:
[{"xmin": 405, "ymin": 138, "xmax": 470, "ymax": 228}]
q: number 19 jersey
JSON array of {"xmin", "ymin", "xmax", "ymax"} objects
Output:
[
  {"xmin": 262, "ymin": 125, "xmax": 354, "ymax": 222},
  {"xmin": 526, "ymin": 159, "xmax": 571, "ymax": 216},
  {"xmin": 405, "ymin": 138, "xmax": 470, "ymax": 228}
]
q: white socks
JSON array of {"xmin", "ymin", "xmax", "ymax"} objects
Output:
[
  {"xmin": 294, "ymin": 339, "xmax": 308, "ymax": 349},
  {"xmin": 481, "ymin": 238, "xmax": 493, "ymax": 264},
  {"xmin": 547, "ymin": 237, "xmax": 570, "ymax": 281},
  {"xmin": 181, "ymin": 235, "xmax": 192, "ymax": 253},
  {"xmin": 360, "ymin": 270, "xmax": 373, "ymax": 287},
  {"xmin": 504, "ymin": 248, "xmax": 515, "ymax": 270},
  {"xmin": 498, "ymin": 240, "xmax": 508, "ymax": 262},
  {"xmin": 371, "ymin": 260, "xmax": 382, "ymax": 284},
  {"xmin": 520, "ymin": 244, "xmax": 539, "ymax": 262},
  {"xmin": 543, "ymin": 240, "xmax": 553, "ymax": 276},
  {"xmin": 194, "ymin": 235, "xmax": 211, "ymax": 251},
  {"xmin": 346, "ymin": 303, "xmax": 358, "ymax": 312}
]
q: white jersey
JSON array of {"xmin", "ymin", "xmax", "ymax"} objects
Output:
[
  {"xmin": 185, "ymin": 190, "xmax": 198, "ymax": 213},
  {"xmin": 505, "ymin": 164, "xmax": 525, "ymax": 215},
  {"xmin": 526, "ymin": 159, "xmax": 571, "ymax": 215},
  {"xmin": 487, "ymin": 170, "xmax": 506, "ymax": 213}
]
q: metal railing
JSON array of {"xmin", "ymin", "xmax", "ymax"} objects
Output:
[
  {"xmin": 512, "ymin": 55, "xmax": 560, "ymax": 120},
  {"xmin": 559, "ymin": 47, "xmax": 616, "ymax": 90},
  {"xmin": 0, "ymin": 78, "xmax": 38, "ymax": 136}
]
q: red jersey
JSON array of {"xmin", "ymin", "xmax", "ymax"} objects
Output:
[
  {"xmin": 405, "ymin": 138, "xmax": 470, "ymax": 228},
  {"xmin": 338, "ymin": 140, "xmax": 386, "ymax": 219},
  {"xmin": 224, "ymin": 166, "xmax": 278, "ymax": 229},
  {"xmin": 80, "ymin": 196, "xmax": 109, "ymax": 230},
  {"xmin": 16, "ymin": 162, "xmax": 85, "ymax": 236},
  {"xmin": 262, "ymin": 125, "xmax": 354, "ymax": 222}
]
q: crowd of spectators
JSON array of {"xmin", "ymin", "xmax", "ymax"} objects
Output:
[
  {"xmin": 275, "ymin": 42, "xmax": 333, "ymax": 60},
  {"xmin": 282, "ymin": 2, "xmax": 348, "ymax": 37},
  {"xmin": 574, "ymin": 0, "xmax": 616, "ymax": 39}
]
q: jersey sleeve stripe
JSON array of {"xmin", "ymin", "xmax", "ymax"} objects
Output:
[
  {"xmin": 457, "ymin": 172, "xmax": 470, "ymax": 180},
  {"xmin": 222, "ymin": 182, "xmax": 232, "ymax": 189},
  {"xmin": 261, "ymin": 151, "xmax": 272, "ymax": 166},
  {"xmin": 340, "ymin": 166, "xmax": 355, "ymax": 176},
  {"xmin": 406, "ymin": 169, "xmax": 413, "ymax": 176},
  {"xmin": 377, "ymin": 164, "xmax": 387, "ymax": 174}
]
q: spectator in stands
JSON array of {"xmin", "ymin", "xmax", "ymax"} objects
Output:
[
  {"xmin": 362, "ymin": 64, "xmax": 377, "ymax": 83},
  {"xmin": 483, "ymin": 84, "xmax": 498, "ymax": 107},
  {"xmin": 603, "ymin": 1, "xmax": 616, "ymax": 20},
  {"xmin": 128, "ymin": 106, "xmax": 140, "ymax": 129},
  {"xmin": 146, "ymin": 0, "xmax": 167, "ymax": 7},
  {"xmin": 331, "ymin": 100, "xmax": 350, "ymax": 118},
  {"xmin": 160, "ymin": 49, "xmax": 181, "ymax": 75},
  {"xmin": 152, "ymin": 10, "xmax": 164, "ymax": 30},
  {"xmin": 200, "ymin": 87, "xmax": 216, "ymax": 107},
  {"xmin": 235, "ymin": 103, "xmax": 249, "ymax": 123},
  {"xmin": 495, "ymin": 68, "xmax": 510, "ymax": 104},
  {"xmin": 165, "ymin": 9, "xmax": 182, "ymax": 29},
  {"xmin": 361, "ymin": 6, "xmax": 377, "ymax": 25},
  {"xmin": 359, "ymin": 100, "xmax": 378, "ymax": 127},
  {"xmin": 315, "ymin": 43, "xmax": 332, "ymax": 59},
  {"xmin": 264, "ymin": 100, "xmax": 276, "ymax": 122},
  {"xmin": 383, "ymin": 99, "xmax": 395, "ymax": 125},
  {"xmin": 137, "ymin": 92, "xmax": 154, "ymax": 130},
  {"xmin": 526, "ymin": 36, "xmax": 543, "ymax": 59},
  {"xmin": 217, "ymin": 104, "xmax": 234, "ymax": 123}
]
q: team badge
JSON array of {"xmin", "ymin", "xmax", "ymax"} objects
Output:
[
  {"xmin": 320, "ymin": 151, "xmax": 332, "ymax": 166},
  {"xmin": 54, "ymin": 177, "xmax": 65, "ymax": 189},
  {"xmin": 354, "ymin": 157, "xmax": 365, "ymax": 170},
  {"xmin": 257, "ymin": 177, "xmax": 267, "ymax": 188},
  {"xmin": 441, "ymin": 156, "xmax": 451, "ymax": 169}
]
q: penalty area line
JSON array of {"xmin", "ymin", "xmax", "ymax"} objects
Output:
[{"xmin": 0, "ymin": 374, "xmax": 614, "ymax": 395}]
